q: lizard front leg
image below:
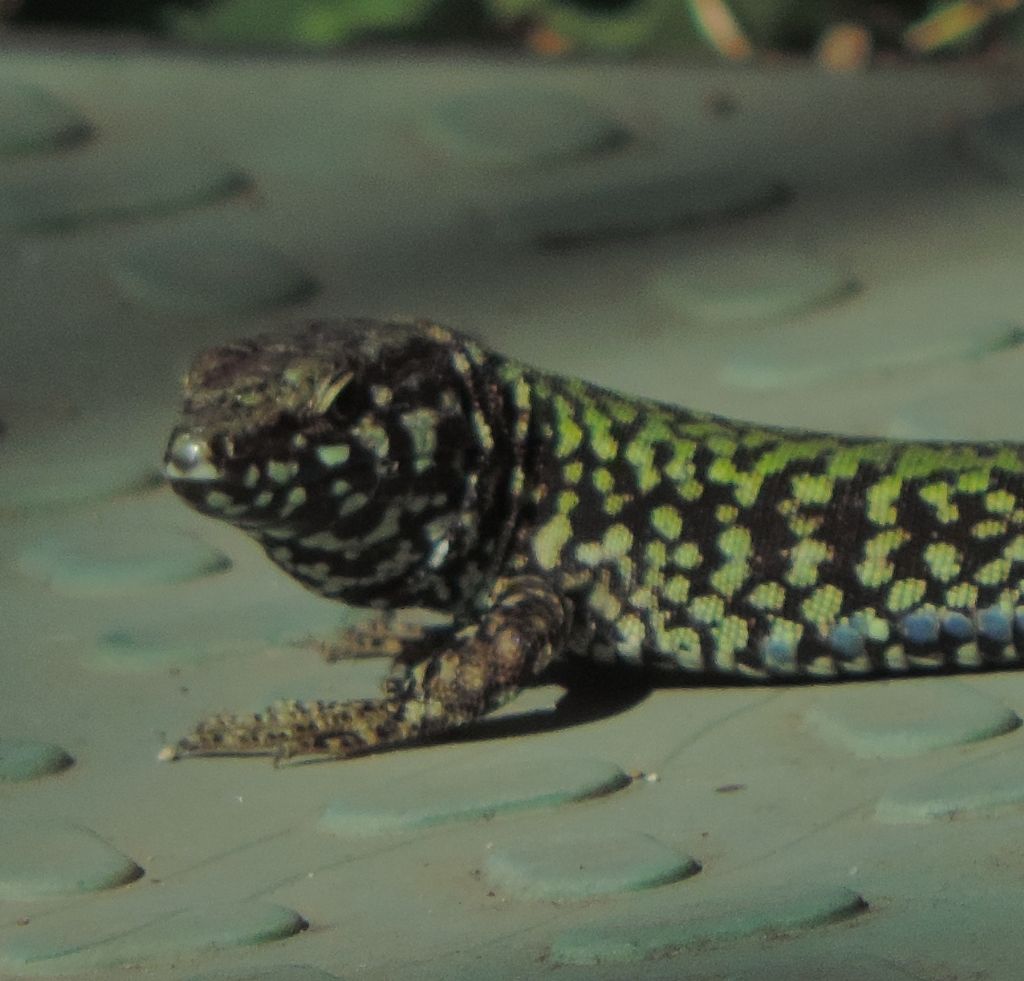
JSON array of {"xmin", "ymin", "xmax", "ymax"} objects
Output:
[{"xmin": 161, "ymin": 576, "xmax": 571, "ymax": 761}]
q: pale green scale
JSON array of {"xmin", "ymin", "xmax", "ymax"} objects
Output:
[
  {"xmin": 672, "ymin": 542, "xmax": 702, "ymax": 569},
  {"xmin": 994, "ymin": 447, "xmax": 1024, "ymax": 472},
  {"xmin": 645, "ymin": 538, "xmax": 667, "ymax": 568},
  {"xmin": 557, "ymin": 489, "xmax": 579, "ymax": 514},
  {"xmin": 986, "ymin": 489, "xmax": 1016, "ymax": 514},
  {"xmin": 710, "ymin": 561, "xmax": 749, "ymax": 597},
  {"xmin": 1003, "ymin": 535, "xmax": 1024, "ymax": 561},
  {"xmin": 739, "ymin": 428, "xmax": 776, "ymax": 449},
  {"xmin": 452, "ymin": 346, "xmax": 495, "ymax": 452},
  {"xmin": 553, "ymin": 394, "xmax": 584, "ymax": 458},
  {"xmin": 583, "ymin": 403, "xmax": 618, "ymax": 461},
  {"xmin": 958, "ymin": 470, "xmax": 991, "ymax": 493},
  {"xmin": 589, "ymin": 579, "xmax": 622, "ymax": 621},
  {"xmin": 718, "ymin": 525, "xmax": 752, "ymax": 560},
  {"xmin": 857, "ymin": 609, "xmax": 892, "ymax": 643},
  {"xmin": 712, "ymin": 615, "xmax": 749, "ymax": 668},
  {"xmin": 711, "ymin": 526, "xmax": 752, "ymax": 595},
  {"xmin": 866, "ymin": 475, "xmax": 901, "ymax": 526},
  {"xmin": 650, "ymin": 504, "xmax": 683, "ymax": 541},
  {"xmin": 899, "ymin": 442, "xmax": 1014, "ymax": 478},
  {"xmin": 628, "ymin": 586, "xmax": 656, "ymax": 610},
  {"xmin": 976, "ymin": 557, "xmax": 1012, "ymax": 587},
  {"xmin": 716, "ymin": 504, "xmax": 739, "ymax": 524},
  {"xmin": 575, "ymin": 541, "xmax": 604, "ymax": 567},
  {"xmin": 562, "ymin": 460, "xmax": 584, "ymax": 484},
  {"xmin": 786, "ymin": 538, "xmax": 830, "ymax": 588},
  {"xmin": 533, "ymin": 514, "xmax": 574, "ymax": 571},
  {"xmin": 279, "ymin": 485, "xmax": 306, "ymax": 517},
  {"xmin": 593, "ymin": 467, "xmax": 614, "ymax": 494},
  {"xmin": 267, "ymin": 459, "xmax": 299, "ymax": 484},
  {"xmin": 399, "ymin": 408, "xmax": 440, "ymax": 473},
  {"xmin": 663, "ymin": 439, "xmax": 698, "ymax": 481},
  {"xmin": 747, "ymin": 581, "xmax": 785, "ymax": 611},
  {"xmin": 205, "ymin": 490, "xmax": 233, "ymax": 511},
  {"xmin": 973, "ymin": 519, "xmax": 1007, "ymax": 540},
  {"xmin": 636, "ymin": 414, "xmax": 674, "ymax": 443},
  {"xmin": 300, "ymin": 529, "xmax": 345, "ymax": 550},
  {"xmin": 603, "ymin": 493, "xmax": 630, "ymax": 516},
  {"xmin": 956, "ymin": 643, "xmax": 982, "ymax": 667},
  {"xmin": 801, "ymin": 584, "xmax": 844, "ymax": 627},
  {"xmin": 886, "ymin": 578, "xmax": 926, "ymax": 613},
  {"xmin": 923, "ymin": 541, "xmax": 961, "ymax": 582},
  {"xmin": 664, "ymin": 626, "xmax": 703, "ymax": 669},
  {"xmin": 919, "ymin": 481, "xmax": 959, "ymax": 523},
  {"xmin": 643, "ymin": 541, "xmax": 668, "ymax": 589},
  {"xmin": 732, "ymin": 472, "xmax": 764, "ymax": 508},
  {"xmin": 824, "ymin": 441, "xmax": 893, "ymax": 478},
  {"xmin": 625, "ymin": 436, "xmax": 661, "ymax": 493},
  {"xmin": 616, "ymin": 614, "xmax": 647, "ymax": 658},
  {"xmin": 681, "ymin": 478, "xmax": 704, "ymax": 501},
  {"xmin": 791, "ymin": 473, "xmax": 834, "ymax": 506},
  {"xmin": 602, "ymin": 523, "xmax": 633, "ymax": 557},
  {"xmin": 756, "ymin": 438, "xmax": 836, "ymax": 477},
  {"xmin": 663, "ymin": 574, "xmax": 690, "ymax": 604},
  {"xmin": 708, "ymin": 456, "xmax": 739, "ymax": 485},
  {"xmin": 785, "ymin": 511, "xmax": 825, "ymax": 538},
  {"xmin": 705, "ymin": 434, "xmax": 737, "ymax": 457},
  {"xmin": 316, "ymin": 443, "xmax": 351, "ymax": 468},
  {"xmin": 690, "ymin": 594, "xmax": 725, "ymax": 625},
  {"xmin": 606, "ymin": 395, "xmax": 640, "ymax": 425},
  {"xmin": 371, "ymin": 384, "xmax": 393, "ymax": 407},
  {"xmin": 857, "ymin": 529, "xmax": 909, "ymax": 588},
  {"xmin": 946, "ymin": 581, "xmax": 979, "ymax": 608},
  {"xmin": 351, "ymin": 507, "xmax": 405, "ymax": 548},
  {"xmin": 353, "ymin": 417, "xmax": 390, "ymax": 458},
  {"xmin": 883, "ymin": 645, "xmax": 909, "ymax": 672},
  {"xmin": 338, "ymin": 491, "xmax": 368, "ymax": 518}
]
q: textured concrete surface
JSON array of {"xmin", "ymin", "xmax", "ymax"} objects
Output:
[{"xmin": 2, "ymin": 42, "xmax": 1024, "ymax": 979}]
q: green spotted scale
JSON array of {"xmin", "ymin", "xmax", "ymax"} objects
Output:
[{"xmin": 162, "ymin": 318, "xmax": 1024, "ymax": 759}]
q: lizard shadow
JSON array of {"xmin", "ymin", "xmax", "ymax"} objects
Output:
[
  {"xmin": 446, "ymin": 679, "xmax": 653, "ymax": 745},
  {"xmin": 443, "ymin": 661, "xmax": 813, "ymax": 746},
  {"xmin": 440, "ymin": 660, "xmax": 748, "ymax": 746}
]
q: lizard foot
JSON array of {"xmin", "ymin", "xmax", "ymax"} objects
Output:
[{"xmin": 162, "ymin": 576, "xmax": 571, "ymax": 762}]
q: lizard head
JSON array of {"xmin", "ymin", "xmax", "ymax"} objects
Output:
[{"xmin": 164, "ymin": 318, "xmax": 508, "ymax": 608}]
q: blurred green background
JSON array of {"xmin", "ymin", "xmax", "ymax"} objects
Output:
[{"xmin": 5, "ymin": 0, "xmax": 1024, "ymax": 65}]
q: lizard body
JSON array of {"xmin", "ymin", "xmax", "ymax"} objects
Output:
[{"xmin": 163, "ymin": 319, "xmax": 1024, "ymax": 759}]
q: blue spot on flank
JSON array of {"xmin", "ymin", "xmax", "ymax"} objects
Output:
[
  {"xmin": 762, "ymin": 634, "xmax": 797, "ymax": 669},
  {"xmin": 978, "ymin": 606, "xmax": 1013, "ymax": 643},
  {"xmin": 826, "ymin": 623, "xmax": 865, "ymax": 659},
  {"xmin": 899, "ymin": 609, "xmax": 940, "ymax": 645},
  {"xmin": 941, "ymin": 611, "xmax": 974, "ymax": 640},
  {"xmin": 1015, "ymin": 607, "xmax": 1024, "ymax": 634}
]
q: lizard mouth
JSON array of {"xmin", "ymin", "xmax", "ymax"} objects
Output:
[{"xmin": 162, "ymin": 428, "xmax": 256, "ymax": 522}]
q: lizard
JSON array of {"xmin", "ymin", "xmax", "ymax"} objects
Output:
[{"xmin": 161, "ymin": 317, "xmax": 1024, "ymax": 760}]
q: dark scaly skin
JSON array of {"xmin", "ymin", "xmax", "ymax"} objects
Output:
[{"xmin": 162, "ymin": 318, "xmax": 1024, "ymax": 760}]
